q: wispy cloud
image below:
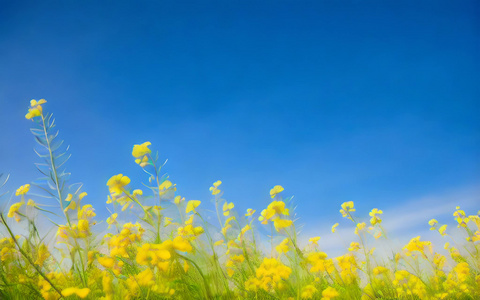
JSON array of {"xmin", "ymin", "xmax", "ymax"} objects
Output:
[{"xmin": 300, "ymin": 185, "xmax": 480, "ymax": 255}]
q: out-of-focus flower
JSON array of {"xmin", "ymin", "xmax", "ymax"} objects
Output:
[
  {"xmin": 107, "ymin": 213, "xmax": 118, "ymax": 228},
  {"xmin": 321, "ymin": 286, "xmax": 339, "ymax": 300},
  {"xmin": 340, "ymin": 201, "xmax": 355, "ymax": 219},
  {"xmin": 61, "ymin": 287, "xmax": 90, "ymax": 299},
  {"xmin": 223, "ymin": 201, "xmax": 234, "ymax": 216},
  {"xmin": 186, "ymin": 200, "xmax": 201, "ymax": 214},
  {"xmin": 8, "ymin": 202, "xmax": 24, "ymax": 222},
  {"xmin": 273, "ymin": 218, "xmax": 293, "ymax": 232},
  {"xmin": 107, "ymin": 174, "xmax": 131, "ymax": 195},
  {"xmin": 438, "ymin": 224, "xmax": 447, "ymax": 236},
  {"xmin": 15, "ymin": 184, "xmax": 30, "ymax": 196},
  {"xmin": 174, "ymin": 195, "xmax": 185, "ymax": 205},
  {"xmin": 331, "ymin": 223, "xmax": 339, "ymax": 233},
  {"xmin": 309, "ymin": 237, "xmax": 321, "ymax": 246},
  {"xmin": 270, "ymin": 185, "xmax": 284, "ymax": 198},
  {"xmin": 209, "ymin": 180, "xmax": 222, "ymax": 195},
  {"xmin": 355, "ymin": 222, "xmax": 366, "ymax": 235},
  {"xmin": 369, "ymin": 208, "xmax": 383, "ymax": 225},
  {"xmin": 132, "ymin": 142, "xmax": 151, "ymax": 158},
  {"xmin": 301, "ymin": 284, "xmax": 317, "ymax": 299},
  {"xmin": 245, "ymin": 208, "xmax": 256, "ymax": 216},
  {"xmin": 403, "ymin": 236, "xmax": 432, "ymax": 256},
  {"xmin": 25, "ymin": 99, "xmax": 46, "ymax": 120},
  {"xmin": 348, "ymin": 242, "xmax": 360, "ymax": 252}
]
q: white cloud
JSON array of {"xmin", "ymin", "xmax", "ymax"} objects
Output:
[{"xmin": 299, "ymin": 184, "xmax": 480, "ymax": 256}]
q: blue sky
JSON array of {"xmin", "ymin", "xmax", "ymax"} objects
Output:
[{"xmin": 0, "ymin": 1, "xmax": 479, "ymax": 238}]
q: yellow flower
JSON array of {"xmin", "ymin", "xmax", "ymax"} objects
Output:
[
  {"xmin": 65, "ymin": 193, "xmax": 73, "ymax": 202},
  {"xmin": 135, "ymin": 155, "xmax": 150, "ymax": 167},
  {"xmin": 7, "ymin": 202, "xmax": 23, "ymax": 222},
  {"xmin": 273, "ymin": 218, "xmax": 293, "ymax": 232},
  {"xmin": 27, "ymin": 199, "xmax": 35, "ymax": 206},
  {"xmin": 321, "ymin": 286, "xmax": 339, "ymax": 300},
  {"xmin": 301, "ymin": 284, "xmax": 318, "ymax": 299},
  {"xmin": 355, "ymin": 222, "xmax": 366, "ymax": 235},
  {"xmin": 98, "ymin": 256, "xmax": 115, "ymax": 269},
  {"xmin": 78, "ymin": 204, "xmax": 96, "ymax": 220},
  {"xmin": 107, "ymin": 174, "xmax": 131, "ymax": 195},
  {"xmin": 214, "ymin": 239, "xmax": 224, "ymax": 246},
  {"xmin": 331, "ymin": 223, "xmax": 339, "ymax": 233},
  {"xmin": 102, "ymin": 271, "xmax": 113, "ymax": 294},
  {"xmin": 174, "ymin": 195, "xmax": 185, "ymax": 204},
  {"xmin": 25, "ymin": 99, "xmax": 46, "ymax": 119},
  {"xmin": 245, "ymin": 208, "xmax": 256, "ymax": 216},
  {"xmin": 438, "ymin": 224, "xmax": 447, "ymax": 236},
  {"xmin": 30, "ymin": 99, "xmax": 47, "ymax": 107},
  {"xmin": 223, "ymin": 202, "xmax": 234, "ymax": 216},
  {"xmin": 78, "ymin": 192, "xmax": 87, "ymax": 200},
  {"xmin": 173, "ymin": 236, "xmax": 193, "ymax": 252},
  {"xmin": 62, "ymin": 287, "xmax": 90, "ymax": 298},
  {"xmin": 369, "ymin": 208, "xmax": 383, "ymax": 225},
  {"xmin": 15, "ymin": 184, "xmax": 30, "ymax": 196},
  {"xmin": 276, "ymin": 238, "xmax": 290, "ymax": 254},
  {"xmin": 373, "ymin": 266, "xmax": 388, "ymax": 276},
  {"xmin": 428, "ymin": 218, "xmax": 438, "ymax": 227},
  {"xmin": 270, "ymin": 185, "xmax": 284, "ymax": 198},
  {"xmin": 159, "ymin": 180, "xmax": 172, "ymax": 190},
  {"xmin": 64, "ymin": 200, "xmax": 76, "ymax": 212},
  {"xmin": 186, "ymin": 200, "xmax": 201, "ymax": 213},
  {"xmin": 132, "ymin": 142, "xmax": 151, "ymax": 158},
  {"xmin": 209, "ymin": 180, "xmax": 222, "ymax": 195},
  {"xmin": 107, "ymin": 213, "xmax": 118, "ymax": 228},
  {"xmin": 340, "ymin": 201, "xmax": 355, "ymax": 218},
  {"xmin": 403, "ymin": 236, "xmax": 432, "ymax": 256},
  {"xmin": 348, "ymin": 242, "xmax": 360, "ymax": 252},
  {"xmin": 309, "ymin": 236, "xmax": 321, "ymax": 245},
  {"xmin": 240, "ymin": 224, "xmax": 251, "ymax": 236}
]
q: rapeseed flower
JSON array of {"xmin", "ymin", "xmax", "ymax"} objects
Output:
[
  {"xmin": 331, "ymin": 223, "xmax": 339, "ymax": 233},
  {"xmin": 340, "ymin": 201, "xmax": 355, "ymax": 219},
  {"xmin": 403, "ymin": 236, "xmax": 432, "ymax": 256},
  {"xmin": 107, "ymin": 174, "xmax": 130, "ymax": 195},
  {"xmin": 270, "ymin": 185, "xmax": 284, "ymax": 198},
  {"xmin": 15, "ymin": 184, "xmax": 30, "ymax": 196},
  {"xmin": 223, "ymin": 201, "xmax": 234, "ymax": 216},
  {"xmin": 321, "ymin": 287, "xmax": 339, "ymax": 300},
  {"xmin": 132, "ymin": 141, "xmax": 151, "ymax": 158},
  {"xmin": 7, "ymin": 201, "xmax": 24, "ymax": 222},
  {"xmin": 62, "ymin": 287, "xmax": 91, "ymax": 298},
  {"xmin": 186, "ymin": 200, "xmax": 201, "ymax": 213},
  {"xmin": 369, "ymin": 208, "xmax": 383, "ymax": 225},
  {"xmin": 301, "ymin": 284, "xmax": 317, "ymax": 299},
  {"xmin": 309, "ymin": 236, "xmax": 321, "ymax": 245},
  {"xmin": 209, "ymin": 180, "xmax": 222, "ymax": 195},
  {"xmin": 25, "ymin": 99, "xmax": 46, "ymax": 119}
]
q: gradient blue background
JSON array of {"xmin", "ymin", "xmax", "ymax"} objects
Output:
[{"xmin": 1, "ymin": 1, "xmax": 479, "ymax": 240}]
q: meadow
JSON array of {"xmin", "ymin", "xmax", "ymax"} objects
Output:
[{"xmin": 0, "ymin": 100, "xmax": 478, "ymax": 299}]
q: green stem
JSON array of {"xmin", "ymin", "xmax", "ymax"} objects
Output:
[{"xmin": 0, "ymin": 214, "xmax": 64, "ymax": 299}]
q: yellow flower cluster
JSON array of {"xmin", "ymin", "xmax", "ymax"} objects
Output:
[
  {"xmin": 393, "ymin": 270, "xmax": 427, "ymax": 299},
  {"xmin": 258, "ymin": 197, "xmax": 293, "ymax": 232},
  {"xmin": 245, "ymin": 257, "xmax": 292, "ymax": 292},
  {"xmin": 3, "ymin": 101, "xmax": 479, "ymax": 300},
  {"xmin": 307, "ymin": 252, "xmax": 335, "ymax": 273}
]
